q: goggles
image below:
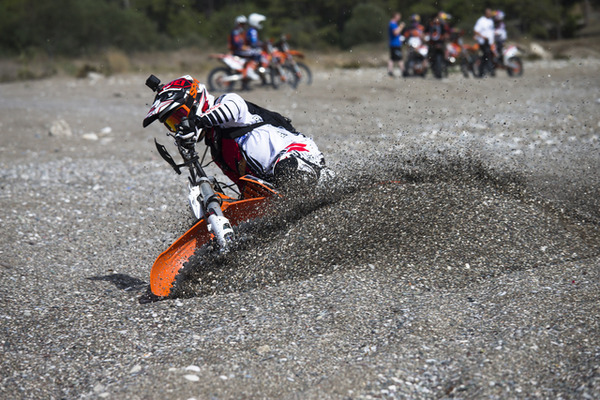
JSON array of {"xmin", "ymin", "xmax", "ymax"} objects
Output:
[{"xmin": 164, "ymin": 106, "xmax": 190, "ymax": 133}]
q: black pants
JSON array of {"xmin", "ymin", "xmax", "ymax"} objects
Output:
[{"xmin": 479, "ymin": 42, "xmax": 495, "ymax": 76}]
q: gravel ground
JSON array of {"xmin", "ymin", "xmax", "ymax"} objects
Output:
[{"xmin": 1, "ymin": 58, "xmax": 599, "ymax": 399}]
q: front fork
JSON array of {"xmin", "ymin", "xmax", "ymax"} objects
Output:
[
  {"xmin": 190, "ymin": 178, "xmax": 234, "ymax": 250},
  {"xmin": 156, "ymin": 137, "xmax": 235, "ymax": 250}
]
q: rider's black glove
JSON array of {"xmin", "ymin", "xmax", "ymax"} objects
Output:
[
  {"xmin": 197, "ymin": 115, "xmax": 212, "ymax": 129},
  {"xmin": 175, "ymin": 117, "xmax": 197, "ymax": 140}
]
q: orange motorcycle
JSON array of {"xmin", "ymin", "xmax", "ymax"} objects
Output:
[
  {"xmin": 208, "ymin": 42, "xmax": 298, "ymax": 91},
  {"xmin": 142, "ymin": 130, "xmax": 278, "ymax": 302},
  {"xmin": 274, "ymin": 35, "xmax": 313, "ymax": 87}
]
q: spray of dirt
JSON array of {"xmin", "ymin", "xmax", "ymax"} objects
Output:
[{"xmin": 166, "ymin": 147, "xmax": 599, "ymax": 299}]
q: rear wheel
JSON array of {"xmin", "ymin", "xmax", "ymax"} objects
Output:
[
  {"xmin": 295, "ymin": 62, "xmax": 313, "ymax": 86},
  {"xmin": 506, "ymin": 56, "xmax": 523, "ymax": 77},
  {"xmin": 207, "ymin": 67, "xmax": 237, "ymax": 92},
  {"xmin": 415, "ymin": 61, "xmax": 427, "ymax": 78}
]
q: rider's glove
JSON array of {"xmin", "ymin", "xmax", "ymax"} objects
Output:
[
  {"xmin": 175, "ymin": 117, "xmax": 197, "ymax": 140},
  {"xmin": 197, "ymin": 115, "xmax": 211, "ymax": 129}
]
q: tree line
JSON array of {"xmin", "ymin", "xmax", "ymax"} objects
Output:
[{"xmin": 0, "ymin": 0, "xmax": 595, "ymax": 57}]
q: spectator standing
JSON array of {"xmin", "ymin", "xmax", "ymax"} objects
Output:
[
  {"xmin": 494, "ymin": 10, "xmax": 507, "ymax": 64},
  {"xmin": 473, "ymin": 8, "xmax": 495, "ymax": 77},
  {"xmin": 387, "ymin": 12, "xmax": 406, "ymax": 77}
]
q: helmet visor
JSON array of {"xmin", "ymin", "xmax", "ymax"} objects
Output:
[{"xmin": 164, "ymin": 106, "xmax": 190, "ymax": 132}]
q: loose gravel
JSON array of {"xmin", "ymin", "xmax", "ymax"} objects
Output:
[{"xmin": 1, "ymin": 59, "xmax": 599, "ymax": 399}]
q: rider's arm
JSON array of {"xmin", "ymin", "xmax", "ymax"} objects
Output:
[{"xmin": 195, "ymin": 93, "xmax": 252, "ymax": 128}]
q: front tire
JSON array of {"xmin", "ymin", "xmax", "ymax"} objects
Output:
[
  {"xmin": 272, "ymin": 65, "xmax": 299, "ymax": 89},
  {"xmin": 295, "ymin": 62, "xmax": 313, "ymax": 86},
  {"xmin": 432, "ymin": 52, "xmax": 444, "ymax": 79},
  {"xmin": 506, "ymin": 56, "xmax": 523, "ymax": 77}
]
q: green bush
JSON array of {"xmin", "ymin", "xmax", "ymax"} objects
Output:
[
  {"xmin": 529, "ymin": 22, "xmax": 550, "ymax": 40},
  {"xmin": 341, "ymin": 3, "xmax": 387, "ymax": 49},
  {"xmin": 0, "ymin": 0, "xmax": 588, "ymax": 58}
]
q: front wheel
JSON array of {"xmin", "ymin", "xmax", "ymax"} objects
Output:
[
  {"xmin": 267, "ymin": 66, "xmax": 280, "ymax": 89},
  {"xmin": 471, "ymin": 58, "xmax": 483, "ymax": 78},
  {"xmin": 295, "ymin": 62, "xmax": 313, "ymax": 86},
  {"xmin": 459, "ymin": 57, "xmax": 471, "ymax": 77},
  {"xmin": 432, "ymin": 52, "xmax": 444, "ymax": 79},
  {"xmin": 207, "ymin": 66, "xmax": 237, "ymax": 92},
  {"xmin": 278, "ymin": 65, "xmax": 300, "ymax": 89},
  {"xmin": 415, "ymin": 60, "xmax": 427, "ymax": 78},
  {"xmin": 506, "ymin": 56, "xmax": 523, "ymax": 77}
]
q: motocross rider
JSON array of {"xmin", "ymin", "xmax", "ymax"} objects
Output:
[
  {"xmin": 228, "ymin": 15, "xmax": 260, "ymax": 85},
  {"xmin": 142, "ymin": 75, "xmax": 333, "ymax": 191},
  {"xmin": 425, "ymin": 12, "xmax": 449, "ymax": 42},
  {"xmin": 241, "ymin": 13, "xmax": 267, "ymax": 85},
  {"xmin": 403, "ymin": 14, "xmax": 425, "ymax": 43},
  {"xmin": 229, "ymin": 15, "xmax": 247, "ymax": 55}
]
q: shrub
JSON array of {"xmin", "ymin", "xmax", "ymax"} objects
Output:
[{"xmin": 341, "ymin": 3, "xmax": 387, "ymax": 49}]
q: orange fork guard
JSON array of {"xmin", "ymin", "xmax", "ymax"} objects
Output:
[{"xmin": 150, "ymin": 177, "xmax": 278, "ymax": 297}]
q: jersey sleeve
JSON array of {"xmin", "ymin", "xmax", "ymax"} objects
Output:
[{"xmin": 199, "ymin": 93, "xmax": 250, "ymax": 127}]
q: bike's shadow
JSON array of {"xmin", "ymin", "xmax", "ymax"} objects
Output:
[{"xmin": 88, "ymin": 273, "xmax": 149, "ymax": 294}]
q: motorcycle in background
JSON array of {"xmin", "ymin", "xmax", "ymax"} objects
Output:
[
  {"xmin": 206, "ymin": 53, "xmax": 259, "ymax": 91},
  {"xmin": 274, "ymin": 35, "xmax": 313, "ymax": 87},
  {"xmin": 207, "ymin": 45, "xmax": 298, "ymax": 92},
  {"xmin": 427, "ymin": 36, "xmax": 447, "ymax": 79},
  {"xmin": 403, "ymin": 36, "xmax": 428, "ymax": 78},
  {"xmin": 445, "ymin": 29, "xmax": 475, "ymax": 78},
  {"xmin": 496, "ymin": 44, "xmax": 524, "ymax": 76},
  {"xmin": 468, "ymin": 43, "xmax": 524, "ymax": 77},
  {"xmin": 264, "ymin": 40, "xmax": 299, "ymax": 89}
]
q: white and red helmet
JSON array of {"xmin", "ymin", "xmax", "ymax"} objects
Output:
[{"xmin": 143, "ymin": 75, "xmax": 211, "ymax": 132}]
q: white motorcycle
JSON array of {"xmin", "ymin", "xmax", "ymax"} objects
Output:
[
  {"xmin": 472, "ymin": 43, "xmax": 523, "ymax": 77},
  {"xmin": 499, "ymin": 44, "xmax": 523, "ymax": 77},
  {"xmin": 403, "ymin": 36, "xmax": 428, "ymax": 78}
]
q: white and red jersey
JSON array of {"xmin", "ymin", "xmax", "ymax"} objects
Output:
[{"xmin": 197, "ymin": 93, "xmax": 325, "ymax": 188}]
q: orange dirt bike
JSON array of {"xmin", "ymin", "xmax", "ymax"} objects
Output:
[
  {"xmin": 273, "ymin": 35, "xmax": 313, "ymax": 87},
  {"xmin": 207, "ymin": 44, "xmax": 298, "ymax": 91},
  {"xmin": 144, "ymin": 131, "xmax": 278, "ymax": 301}
]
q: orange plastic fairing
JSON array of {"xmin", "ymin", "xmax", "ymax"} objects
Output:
[
  {"xmin": 150, "ymin": 219, "xmax": 211, "ymax": 297},
  {"xmin": 149, "ymin": 183, "xmax": 277, "ymax": 297}
]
